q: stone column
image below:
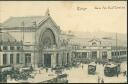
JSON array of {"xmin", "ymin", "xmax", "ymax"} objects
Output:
[
  {"xmin": 42, "ymin": 52, "xmax": 44, "ymax": 66},
  {"xmin": 0, "ymin": 53, "xmax": 1, "ymax": 66},
  {"xmin": 31, "ymin": 53, "xmax": 34, "ymax": 66},
  {"xmin": 33, "ymin": 52, "xmax": 39, "ymax": 68},
  {"xmin": 58, "ymin": 52, "xmax": 62, "ymax": 65},
  {"xmin": 97, "ymin": 51, "xmax": 100, "ymax": 59},
  {"xmin": 13, "ymin": 53, "xmax": 16, "ymax": 65},
  {"xmin": 99, "ymin": 51, "xmax": 102, "ymax": 60},
  {"xmin": 58, "ymin": 52, "xmax": 62, "ymax": 66},
  {"xmin": 89, "ymin": 51, "xmax": 91, "ymax": 59},
  {"xmin": 32, "ymin": 52, "xmax": 35, "ymax": 68},
  {"xmin": 65, "ymin": 52, "xmax": 67, "ymax": 65},
  {"xmin": 87, "ymin": 52, "xmax": 89, "ymax": 58},
  {"xmin": 20, "ymin": 52, "xmax": 25, "ymax": 65},
  {"xmin": 1, "ymin": 53, "xmax": 3, "ymax": 65},
  {"xmin": 107, "ymin": 50, "xmax": 112, "ymax": 59},
  {"xmin": 51, "ymin": 52, "xmax": 56, "ymax": 68},
  {"xmin": 62, "ymin": 52, "xmax": 64, "ymax": 66},
  {"xmin": 7, "ymin": 53, "xmax": 10, "ymax": 65},
  {"xmin": 0, "ymin": 54, "xmax": 3, "ymax": 66},
  {"xmin": 68, "ymin": 52, "xmax": 72, "ymax": 64}
]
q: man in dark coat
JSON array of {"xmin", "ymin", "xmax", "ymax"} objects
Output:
[
  {"xmin": 98, "ymin": 76, "xmax": 100, "ymax": 83},
  {"xmin": 101, "ymin": 78, "xmax": 104, "ymax": 83}
]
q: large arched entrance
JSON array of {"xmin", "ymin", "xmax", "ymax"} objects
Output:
[
  {"xmin": 38, "ymin": 28, "xmax": 58, "ymax": 67},
  {"xmin": 40, "ymin": 28, "xmax": 56, "ymax": 49}
]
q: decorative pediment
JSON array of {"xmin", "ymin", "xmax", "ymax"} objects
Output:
[
  {"xmin": 38, "ymin": 16, "xmax": 60, "ymax": 33},
  {"xmin": 88, "ymin": 38, "xmax": 101, "ymax": 46}
]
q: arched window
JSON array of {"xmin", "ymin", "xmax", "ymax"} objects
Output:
[
  {"xmin": 102, "ymin": 51, "xmax": 107, "ymax": 59},
  {"xmin": 3, "ymin": 54, "xmax": 7, "ymax": 65},
  {"xmin": 10, "ymin": 54, "xmax": 13, "ymax": 64},
  {"xmin": 25, "ymin": 53, "xmax": 31, "ymax": 64},
  {"xmin": 92, "ymin": 42, "xmax": 97, "ymax": 46},
  {"xmin": 16, "ymin": 53, "xmax": 20, "ymax": 64},
  {"xmin": 40, "ymin": 28, "xmax": 56, "ymax": 49}
]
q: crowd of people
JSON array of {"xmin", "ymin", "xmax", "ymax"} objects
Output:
[
  {"xmin": 80, "ymin": 60, "xmax": 127, "ymax": 83},
  {"xmin": 0, "ymin": 65, "xmax": 34, "ymax": 83},
  {"xmin": 1, "ymin": 61, "xmax": 127, "ymax": 83}
]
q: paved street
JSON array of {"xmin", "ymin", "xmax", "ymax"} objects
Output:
[
  {"xmin": 7, "ymin": 61, "xmax": 127, "ymax": 83},
  {"xmin": 64, "ymin": 62, "xmax": 127, "ymax": 83}
]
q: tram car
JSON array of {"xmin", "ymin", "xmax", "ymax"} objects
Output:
[
  {"xmin": 88, "ymin": 62, "xmax": 96, "ymax": 75},
  {"xmin": 104, "ymin": 63, "xmax": 120, "ymax": 77}
]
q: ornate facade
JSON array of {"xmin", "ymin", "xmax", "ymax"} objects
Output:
[
  {"xmin": 0, "ymin": 9, "xmax": 72, "ymax": 68},
  {"xmin": 71, "ymin": 38, "xmax": 127, "ymax": 63}
]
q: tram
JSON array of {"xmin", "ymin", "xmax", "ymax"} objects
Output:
[
  {"xmin": 88, "ymin": 62, "xmax": 96, "ymax": 75},
  {"xmin": 104, "ymin": 63, "xmax": 120, "ymax": 77}
]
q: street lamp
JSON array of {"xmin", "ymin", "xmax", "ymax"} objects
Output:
[
  {"xmin": 32, "ymin": 21, "xmax": 37, "ymax": 69},
  {"xmin": 21, "ymin": 21, "xmax": 25, "ymax": 66}
]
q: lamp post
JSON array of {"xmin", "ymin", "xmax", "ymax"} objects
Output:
[
  {"xmin": 32, "ymin": 21, "xmax": 37, "ymax": 69},
  {"xmin": 116, "ymin": 32, "xmax": 119, "ymax": 62},
  {"xmin": 21, "ymin": 21, "xmax": 25, "ymax": 66}
]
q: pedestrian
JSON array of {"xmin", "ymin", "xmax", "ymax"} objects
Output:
[
  {"xmin": 101, "ymin": 78, "xmax": 104, "ymax": 83},
  {"xmin": 95, "ymin": 61, "xmax": 97, "ymax": 64},
  {"xmin": 82, "ymin": 65, "xmax": 83, "ymax": 69},
  {"xmin": 126, "ymin": 71, "xmax": 127, "ymax": 78},
  {"xmin": 46, "ymin": 68, "xmax": 48, "ymax": 72},
  {"xmin": 39, "ymin": 70, "xmax": 41, "ymax": 74},
  {"xmin": 51, "ymin": 68, "xmax": 53, "ymax": 72},
  {"xmin": 117, "ymin": 72, "xmax": 119, "ymax": 77},
  {"xmin": 124, "ymin": 70, "xmax": 126, "ymax": 76},
  {"xmin": 98, "ymin": 76, "xmax": 100, "ymax": 83},
  {"xmin": 103, "ymin": 63, "xmax": 105, "ymax": 66}
]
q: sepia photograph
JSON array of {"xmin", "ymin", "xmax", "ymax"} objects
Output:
[{"xmin": 0, "ymin": 1, "xmax": 127, "ymax": 83}]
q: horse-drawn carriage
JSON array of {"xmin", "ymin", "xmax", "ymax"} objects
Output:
[
  {"xmin": 0, "ymin": 65, "xmax": 13, "ymax": 83},
  {"xmin": 42, "ymin": 73, "xmax": 68, "ymax": 83},
  {"xmin": 56, "ymin": 74, "xmax": 68, "ymax": 83}
]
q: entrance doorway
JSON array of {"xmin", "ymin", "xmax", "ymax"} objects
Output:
[
  {"xmin": 44, "ymin": 54, "xmax": 51, "ymax": 67},
  {"xmin": 92, "ymin": 51, "xmax": 97, "ymax": 59},
  {"xmin": 56, "ymin": 53, "xmax": 59, "ymax": 66},
  {"xmin": 67, "ymin": 53, "xmax": 69, "ymax": 64},
  {"xmin": 102, "ymin": 51, "xmax": 107, "ymax": 60}
]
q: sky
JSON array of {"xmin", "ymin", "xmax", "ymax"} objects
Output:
[{"xmin": 0, "ymin": 1, "xmax": 127, "ymax": 34}]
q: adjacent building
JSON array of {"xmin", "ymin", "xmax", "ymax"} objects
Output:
[{"xmin": 71, "ymin": 36, "xmax": 127, "ymax": 63}]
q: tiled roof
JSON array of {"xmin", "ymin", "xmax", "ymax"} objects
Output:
[
  {"xmin": 0, "ymin": 32, "xmax": 23, "ymax": 45},
  {"xmin": 1, "ymin": 16, "xmax": 46, "ymax": 28},
  {"xmin": 111, "ymin": 46, "xmax": 127, "ymax": 50},
  {"xmin": 70, "ymin": 37, "xmax": 126, "ymax": 47},
  {"xmin": 69, "ymin": 31, "xmax": 127, "ymax": 47}
]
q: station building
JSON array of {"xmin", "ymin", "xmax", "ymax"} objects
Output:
[
  {"xmin": 0, "ymin": 9, "xmax": 127, "ymax": 68},
  {"xmin": 0, "ymin": 10, "xmax": 72, "ymax": 68},
  {"xmin": 71, "ymin": 37, "xmax": 127, "ymax": 62}
]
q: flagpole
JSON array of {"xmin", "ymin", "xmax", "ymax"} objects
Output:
[
  {"xmin": 116, "ymin": 32, "xmax": 118, "ymax": 62},
  {"xmin": 21, "ymin": 21, "xmax": 25, "ymax": 66},
  {"xmin": 33, "ymin": 21, "xmax": 37, "ymax": 69}
]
